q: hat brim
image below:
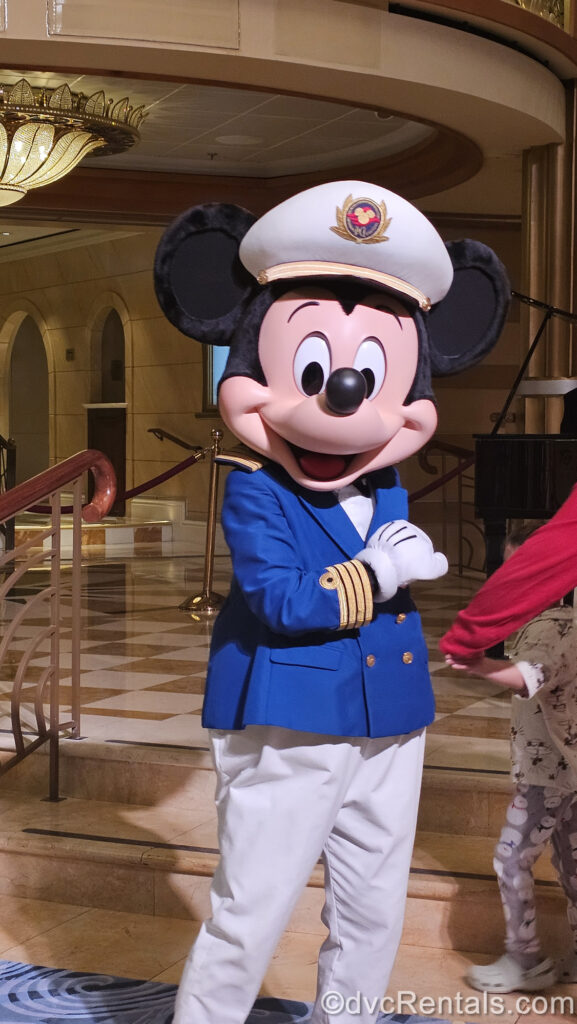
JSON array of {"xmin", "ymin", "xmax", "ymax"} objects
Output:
[{"xmin": 256, "ymin": 261, "xmax": 430, "ymax": 310}]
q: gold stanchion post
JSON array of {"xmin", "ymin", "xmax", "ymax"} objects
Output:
[{"xmin": 180, "ymin": 428, "xmax": 226, "ymax": 617}]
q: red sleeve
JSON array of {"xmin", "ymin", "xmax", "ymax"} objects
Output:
[{"xmin": 440, "ymin": 485, "xmax": 577, "ymax": 659}]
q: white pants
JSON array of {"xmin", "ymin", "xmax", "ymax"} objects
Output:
[{"xmin": 173, "ymin": 725, "xmax": 426, "ymax": 1024}]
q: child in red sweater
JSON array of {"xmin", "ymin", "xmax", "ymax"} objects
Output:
[
  {"xmin": 440, "ymin": 485, "xmax": 577, "ymax": 661},
  {"xmin": 445, "ymin": 525, "xmax": 577, "ymax": 993}
]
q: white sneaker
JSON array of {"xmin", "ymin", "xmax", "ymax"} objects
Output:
[{"xmin": 466, "ymin": 954, "xmax": 557, "ymax": 993}]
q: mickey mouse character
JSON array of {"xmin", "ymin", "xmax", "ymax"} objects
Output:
[{"xmin": 154, "ymin": 181, "xmax": 510, "ymax": 1024}]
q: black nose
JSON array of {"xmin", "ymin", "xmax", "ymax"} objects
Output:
[{"xmin": 325, "ymin": 368, "xmax": 367, "ymax": 416}]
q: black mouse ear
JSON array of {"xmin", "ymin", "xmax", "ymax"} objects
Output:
[
  {"xmin": 154, "ymin": 203, "xmax": 258, "ymax": 346},
  {"xmin": 428, "ymin": 239, "xmax": 511, "ymax": 375}
]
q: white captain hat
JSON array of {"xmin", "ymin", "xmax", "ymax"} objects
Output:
[{"xmin": 239, "ymin": 180, "xmax": 453, "ymax": 311}]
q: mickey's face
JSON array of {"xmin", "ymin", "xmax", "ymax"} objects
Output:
[{"xmin": 219, "ymin": 286, "xmax": 438, "ymax": 491}]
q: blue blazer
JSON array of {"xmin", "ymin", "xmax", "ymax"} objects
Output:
[{"xmin": 202, "ymin": 462, "xmax": 435, "ymax": 738}]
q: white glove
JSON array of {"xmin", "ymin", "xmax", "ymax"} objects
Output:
[{"xmin": 358, "ymin": 520, "xmax": 448, "ymax": 599}]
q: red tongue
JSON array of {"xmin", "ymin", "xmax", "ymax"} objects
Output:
[{"xmin": 299, "ymin": 452, "xmax": 348, "ymax": 480}]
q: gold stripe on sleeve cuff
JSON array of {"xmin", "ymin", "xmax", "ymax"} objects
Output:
[
  {"xmin": 345, "ymin": 558, "xmax": 374, "ymax": 626},
  {"xmin": 319, "ymin": 558, "xmax": 374, "ymax": 629},
  {"xmin": 319, "ymin": 566, "xmax": 349, "ymax": 629}
]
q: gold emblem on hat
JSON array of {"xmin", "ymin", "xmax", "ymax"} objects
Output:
[{"xmin": 331, "ymin": 195, "xmax": 391, "ymax": 244}]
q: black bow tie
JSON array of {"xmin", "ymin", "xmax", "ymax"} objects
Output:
[{"xmin": 355, "ymin": 477, "xmax": 371, "ymax": 497}]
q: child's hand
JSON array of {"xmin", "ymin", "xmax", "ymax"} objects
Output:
[
  {"xmin": 444, "ymin": 653, "xmax": 483, "ymax": 674},
  {"xmin": 444, "ymin": 653, "xmax": 525, "ymax": 692}
]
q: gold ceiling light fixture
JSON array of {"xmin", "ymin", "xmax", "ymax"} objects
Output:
[{"xmin": 0, "ymin": 77, "xmax": 146, "ymax": 207}]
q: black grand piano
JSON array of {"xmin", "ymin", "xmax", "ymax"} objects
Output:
[
  {"xmin": 473, "ymin": 292, "xmax": 577, "ymax": 582},
  {"xmin": 475, "ymin": 431, "xmax": 577, "ymax": 578}
]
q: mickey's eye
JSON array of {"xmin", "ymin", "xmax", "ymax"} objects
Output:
[
  {"xmin": 353, "ymin": 338, "xmax": 386, "ymax": 399},
  {"xmin": 294, "ymin": 333, "xmax": 331, "ymax": 396}
]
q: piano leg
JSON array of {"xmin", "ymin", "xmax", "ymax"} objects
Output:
[{"xmin": 483, "ymin": 516, "xmax": 506, "ymax": 658}]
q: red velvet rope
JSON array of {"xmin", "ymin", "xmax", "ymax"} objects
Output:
[{"xmin": 26, "ymin": 446, "xmax": 209, "ymax": 516}]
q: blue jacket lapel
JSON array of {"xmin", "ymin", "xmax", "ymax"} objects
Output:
[
  {"xmin": 369, "ymin": 468, "xmax": 408, "ymax": 535},
  {"xmin": 296, "ymin": 489, "xmax": 364, "ymax": 558},
  {"xmin": 299, "ymin": 468, "xmax": 407, "ymax": 556},
  {"xmin": 271, "ymin": 464, "xmax": 407, "ymax": 559}
]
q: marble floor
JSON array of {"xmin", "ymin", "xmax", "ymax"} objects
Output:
[
  {"xmin": 0, "ymin": 550, "xmax": 510, "ymax": 768},
  {"xmin": 3, "ymin": 548, "xmax": 574, "ymax": 1023}
]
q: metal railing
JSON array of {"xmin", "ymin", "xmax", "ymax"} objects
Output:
[
  {"xmin": 147, "ymin": 427, "xmax": 203, "ymax": 453},
  {"xmin": 0, "ymin": 450, "xmax": 116, "ymax": 799},
  {"xmin": 412, "ymin": 440, "xmax": 485, "ymax": 575}
]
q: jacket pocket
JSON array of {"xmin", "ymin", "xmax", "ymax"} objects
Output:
[{"xmin": 269, "ymin": 645, "xmax": 342, "ymax": 670}]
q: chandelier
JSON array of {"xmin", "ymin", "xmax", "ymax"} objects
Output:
[{"xmin": 0, "ymin": 78, "xmax": 146, "ymax": 207}]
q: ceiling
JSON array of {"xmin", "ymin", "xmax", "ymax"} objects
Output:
[
  {"xmin": 0, "ymin": 0, "xmax": 570, "ymax": 242},
  {"xmin": 0, "ymin": 69, "xmax": 435, "ymax": 178},
  {"xmin": 0, "ymin": 67, "xmax": 444, "ymax": 252}
]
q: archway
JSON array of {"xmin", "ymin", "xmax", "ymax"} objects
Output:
[
  {"xmin": 87, "ymin": 307, "xmax": 127, "ymax": 515},
  {"xmin": 9, "ymin": 317, "xmax": 49, "ymax": 484},
  {"xmin": 100, "ymin": 309, "xmax": 125, "ymax": 403}
]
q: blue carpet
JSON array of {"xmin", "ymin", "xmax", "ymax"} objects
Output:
[{"xmin": 0, "ymin": 960, "xmax": 452, "ymax": 1024}]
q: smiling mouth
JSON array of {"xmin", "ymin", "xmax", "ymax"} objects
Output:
[{"xmin": 289, "ymin": 445, "xmax": 356, "ymax": 482}]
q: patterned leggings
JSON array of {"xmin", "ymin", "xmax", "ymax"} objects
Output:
[{"xmin": 493, "ymin": 783, "xmax": 577, "ymax": 967}]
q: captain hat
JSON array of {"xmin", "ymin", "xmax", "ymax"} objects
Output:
[{"xmin": 239, "ymin": 180, "xmax": 453, "ymax": 311}]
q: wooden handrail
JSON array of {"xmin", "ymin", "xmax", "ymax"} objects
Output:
[
  {"xmin": 423, "ymin": 439, "xmax": 474, "ymax": 459},
  {"xmin": 0, "ymin": 449, "xmax": 116, "ymax": 525},
  {"xmin": 417, "ymin": 439, "xmax": 474, "ymax": 478},
  {"xmin": 409, "ymin": 453, "xmax": 475, "ymax": 503}
]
